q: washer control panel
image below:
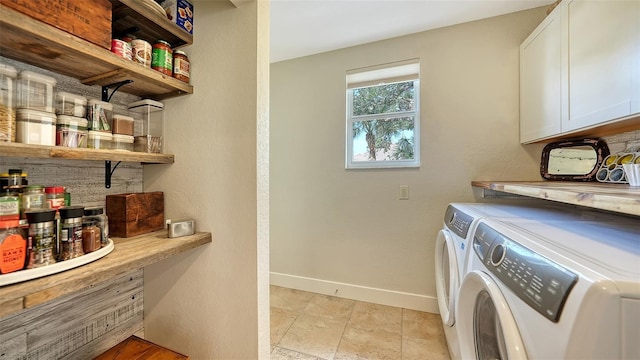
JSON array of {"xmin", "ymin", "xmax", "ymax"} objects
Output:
[
  {"xmin": 473, "ymin": 223, "xmax": 578, "ymax": 322},
  {"xmin": 444, "ymin": 205, "xmax": 473, "ymax": 239}
]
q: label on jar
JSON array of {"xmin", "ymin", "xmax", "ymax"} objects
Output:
[
  {"xmin": 0, "ymin": 196, "xmax": 19, "ymax": 219},
  {"xmin": 173, "ymin": 56, "xmax": 190, "ymax": 82},
  {"xmin": 1, "ymin": 233, "xmax": 26, "ymax": 273},
  {"xmin": 152, "ymin": 42, "xmax": 173, "ymax": 76},
  {"xmin": 131, "ymin": 40, "xmax": 152, "ymax": 68}
]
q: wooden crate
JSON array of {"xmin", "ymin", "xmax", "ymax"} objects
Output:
[
  {"xmin": 106, "ymin": 192, "xmax": 164, "ymax": 238},
  {"xmin": 95, "ymin": 335, "xmax": 189, "ymax": 359},
  {"xmin": 0, "ymin": 0, "xmax": 112, "ymax": 49}
]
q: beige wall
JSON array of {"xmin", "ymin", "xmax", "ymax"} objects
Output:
[
  {"xmin": 270, "ymin": 7, "xmax": 548, "ymax": 312},
  {"xmin": 143, "ymin": 1, "xmax": 270, "ymax": 359}
]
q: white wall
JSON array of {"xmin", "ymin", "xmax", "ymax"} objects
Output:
[
  {"xmin": 270, "ymin": 7, "xmax": 548, "ymax": 312},
  {"xmin": 142, "ymin": 1, "xmax": 270, "ymax": 359}
]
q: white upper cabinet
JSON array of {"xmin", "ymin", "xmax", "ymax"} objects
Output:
[
  {"xmin": 520, "ymin": 7, "xmax": 563, "ymax": 142},
  {"xmin": 565, "ymin": 0, "xmax": 640, "ymax": 131},
  {"xmin": 520, "ymin": 0, "xmax": 640, "ymax": 143}
]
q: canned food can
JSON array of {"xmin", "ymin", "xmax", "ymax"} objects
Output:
[
  {"xmin": 152, "ymin": 40, "xmax": 173, "ymax": 76},
  {"xmin": 131, "ymin": 39, "xmax": 152, "ymax": 68},
  {"xmin": 111, "ymin": 39, "xmax": 132, "ymax": 60}
]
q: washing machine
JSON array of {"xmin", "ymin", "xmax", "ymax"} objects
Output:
[
  {"xmin": 457, "ymin": 217, "xmax": 640, "ymax": 359},
  {"xmin": 434, "ymin": 202, "xmax": 612, "ymax": 359}
]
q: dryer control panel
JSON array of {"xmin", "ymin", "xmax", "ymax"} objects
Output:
[
  {"xmin": 473, "ymin": 223, "xmax": 578, "ymax": 323},
  {"xmin": 444, "ymin": 205, "xmax": 473, "ymax": 239}
]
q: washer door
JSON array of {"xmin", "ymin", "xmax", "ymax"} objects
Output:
[
  {"xmin": 435, "ymin": 229, "xmax": 459, "ymax": 326},
  {"xmin": 457, "ymin": 270, "xmax": 528, "ymax": 360}
]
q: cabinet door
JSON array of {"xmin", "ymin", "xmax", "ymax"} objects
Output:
[
  {"xmin": 565, "ymin": 0, "xmax": 640, "ymax": 131},
  {"xmin": 520, "ymin": 8, "xmax": 563, "ymax": 143}
]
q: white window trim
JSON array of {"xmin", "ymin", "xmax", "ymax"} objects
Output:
[{"xmin": 345, "ymin": 78, "xmax": 420, "ymax": 169}]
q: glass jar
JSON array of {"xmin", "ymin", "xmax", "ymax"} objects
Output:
[
  {"xmin": 25, "ymin": 209, "xmax": 57, "ymax": 268},
  {"xmin": 45, "ymin": 186, "xmax": 65, "ymax": 210},
  {"xmin": 84, "ymin": 207, "xmax": 108, "ymax": 246},
  {"xmin": 58, "ymin": 206, "xmax": 84, "ymax": 260},
  {"xmin": 0, "ymin": 190, "xmax": 20, "ymax": 221},
  {"xmin": 81, "ymin": 220, "xmax": 101, "ymax": 253},
  {"xmin": 151, "ymin": 40, "xmax": 173, "ymax": 76},
  {"xmin": 21, "ymin": 185, "xmax": 46, "ymax": 218},
  {"xmin": 0, "ymin": 219, "xmax": 26, "ymax": 274},
  {"xmin": 173, "ymin": 50, "xmax": 190, "ymax": 83},
  {"xmin": 0, "ymin": 63, "xmax": 17, "ymax": 142}
]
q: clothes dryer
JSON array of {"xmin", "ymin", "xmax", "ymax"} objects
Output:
[
  {"xmin": 457, "ymin": 217, "xmax": 640, "ymax": 359},
  {"xmin": 434, "ymin": 202, "xmax": 606, "ymax": 359}
]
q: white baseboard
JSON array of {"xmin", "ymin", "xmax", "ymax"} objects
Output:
[{"xmin": 270, "ymin": 272, "xmax": 439, "ymax": 313}]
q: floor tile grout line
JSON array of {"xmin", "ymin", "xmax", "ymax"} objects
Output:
[{"xmin": 331, "ymin": 297, "xmax": 358, "ymax": 360}]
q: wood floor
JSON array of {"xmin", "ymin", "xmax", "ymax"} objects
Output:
[{"xmin": 270, "ymin": 286, "xmax": 451, "ymax": 360}]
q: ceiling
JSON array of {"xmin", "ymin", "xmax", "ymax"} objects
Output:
[{"xmin": 270, "ymin": 0, "xmax": 555, "ymax": 63}]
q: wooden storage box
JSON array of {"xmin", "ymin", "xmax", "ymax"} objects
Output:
[
  {"xmin": 0, "ymin": 0, "xmax": 112, "ymax": 49},
  {"xmin": 106, "ymin": 192, "xmax": 164, "ymax": 238}
]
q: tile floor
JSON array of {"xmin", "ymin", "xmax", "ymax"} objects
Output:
[{"xmin": 270, "ymin": 286, "xmax": 451, "ymax": 360}]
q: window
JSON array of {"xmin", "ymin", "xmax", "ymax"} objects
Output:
[{"xmin": 346, "ymin": 60, "xmax": 420, "ymax": 169}]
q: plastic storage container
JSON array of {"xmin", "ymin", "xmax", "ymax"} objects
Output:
[
  {"xmin": 87, "ymin": 130, "xmax": 112, "ymax": 150},
  {"xmin": 0, "ymin": 63, "xmax": 17, "ymax": 142},
  {"xmin": 87, "ymin": 99, "xmax": 112, "ymax": 132},
  {"xmin": 112, "ymin": 134, "xmax": 134, "ymax": 151},
  {"xmin": 16, "ymin": 109, "xmax": 56, "ymax": 145},
  {"xmin": 17, "ymin": 71, "xmax": 56, "ymax": 112},
  {"xmin": 112, "ymin": 114, "xmax": 134, "ymax": 135},
  {"xmin": 128, "ymin": 99, "xmax": 163, "ymax": 153},
  {"xmin": 56, "ymin": 115, "xmax": 88, "ymax": 148},
  {"xmin": 56, "ymin": 91, "xmax": 87, "ymax": 117}
]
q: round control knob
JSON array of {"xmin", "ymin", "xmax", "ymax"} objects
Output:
[{"xmin": 490, "ymin": 243, "xmax": 506, "ymax": 266}]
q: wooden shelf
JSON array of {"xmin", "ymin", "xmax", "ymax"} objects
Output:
[
  {"xmin": 0, "ymin": 231, "xmax": 212, "ymax": 318},
  {"xmin": 0, "ymin": 142, "xmax": 174, "ymax": 164},
  {"xmin": 0, "ymin": 4, "xmax": 193, "ymax": 100},
  {"xmin": 111, "ymin": 0, "xmax": 193, "ymax": 49},
  {"xmin": 472, "ymin": 181, "xmax": 640, "ymax": 217}
]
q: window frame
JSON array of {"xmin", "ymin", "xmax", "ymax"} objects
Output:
[{"xmin": 345, "ymin": 76, "xmax": 421, "ymax": 169}]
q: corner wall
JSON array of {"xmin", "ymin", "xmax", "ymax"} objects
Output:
[
  {"xmin": 143, "ymin": 1, "xmax": 270, "ymax": 358},
  {"xmin": 270, "ymin": 7, "xmax": 548, "ymax": 312}
]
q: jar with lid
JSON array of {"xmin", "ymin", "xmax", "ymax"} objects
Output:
[
  {"xmin": 55, "ymin": 91, "xmax": 87, "ymax": 118},
  {"xmin": 0, "ymin": 190, "xmax": 20, "ymax": 221},
  {"xmin": 58, "ymin": 206, "xmax": 84, "ymax": 260},
  {"xmin": 21, "ymin": 185, "xmax": 45, "ymax": 218},
  {"xmin": 17, "ymin": 71, "xmax": 56, "ymax": 113},
  {"xmin": 128, "ymin": 99, "xmax": 164, "ymax": 153},
  {"xmin": 25, "ymin": 209, "xmax": 57, "ymax": 268},
  {"xmin": 173, "ymin": 50, "xmax": 190, "ymax": 83},
  {"xmin": 45, "ymin": 186, "xmax": 65, "ymax": 210},
  {"xmin": 0, "ymin": 219, "xmax": 27, "ymax": 274},
  {"xmin": 86, "ymin": 99, "xmax": 112, "ymax": 132},
  {"xmin": 56, "ymin": 115, "xmax": 88, "ymax": 148},
  {"xmin": 151, "ymin": 40, "xmax": 173, "ymax": 76},
  {"xmin": 0, "ymin": 63, "xmax": 17, "ymax": 142},
  {"xmin": 81, "ymin": 219, "xmax": 101, "ymax": 253},
  {"xmin": 84, "ymin": 207, "xmax": 108, "ymax": 246},
  {"xmin": 16, "ymin": 109, "xmax": 56, "ymax": 146}
]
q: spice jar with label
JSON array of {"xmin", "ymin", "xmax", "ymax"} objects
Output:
[
  {"xmin": 151, "ymin": 40, "xmax": 173, "ymax": 76},
  {"xmin": 84, "ymin": 207, "xmax": 108, "ymax": 246},
  {"xmin": 25, "ymin": 209, "xmax": 57, "ymax": 268},
  {"xmin": 45, "ymin": 186, "xmax": 65, "ymax": 210},
  {"xmin": 81, "ymin": 219, "xmax": 101, "ymax": 253},
  {"xmin": 58, "ymin": 206, "xmax": 84, "ymax": 261},
  {"xmin": 21, "ymin": 185, "xmax": 46, "ymax": 218},
  {"xmin": 0, "ymin": 219, "xmax": 26, "ymax": 274},
  {"xmin": 0, "ymin": 190, "xmax": 20, "ymax": 221}
]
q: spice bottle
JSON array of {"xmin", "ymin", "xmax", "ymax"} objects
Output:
[
  {"xmin": 81, "ymin": 220, "xmax": 101, "ymax": 253},
  {"xmin": 58, "ymin": 206, "xmax": 84, "ymax": 260},
  {"xmin": 0, "ymin": 190, "xmax": 20, "ymax": 221},
  {"xmin": 25, "ymin": 209, "xmax": 57, "ymax": 268},
  {"xmin": 45, "ymin": 186, "xmax": 65, "ymax": 210},
  {"xmin": 84, "ymin": 207, "xmax": 109, "ymax": 246},
  {"xmin": 0, "ymin": 219, "xmax": 26, "ymax": 274},
  {"xmin": 20, "ymin": 185, "xmax": 46, "ymax": 218}
]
